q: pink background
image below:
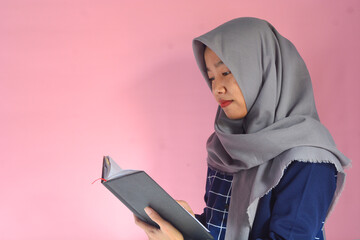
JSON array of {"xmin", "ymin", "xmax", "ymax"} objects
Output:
[{"xmin": 0, "ymin": 0, "xmax": 359, "ymax": 239}]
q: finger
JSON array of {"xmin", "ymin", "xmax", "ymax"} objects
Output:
[
  {"xmin": 144, "ymin": 207, "xmax": 162, "ymax": 224},
  {"xmin": 144, "ymin": 207, "xmax": 172, "ymax": 230},
  {"xmin": 134, "ymin": 215, "xmax": 160, "ymax": 240},
  {"xmin": 176, "ymin": 200, "xmax": 195, "ymax": 216},
  {"xmin": 133, "ymin": 214, "xmax": 159, "ymax": 233},
  {"xmin": 144, "ymin": 207, "xmax": 183, "ymax": 237}
]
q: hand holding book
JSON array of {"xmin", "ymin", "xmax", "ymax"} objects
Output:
[
  {"xmin": 135, "ymin": 207, "xmax": 184, "ymax": 240},
  {"xmin": 99, "ymin": 156, "xmax": 213, "ymax": 240}
]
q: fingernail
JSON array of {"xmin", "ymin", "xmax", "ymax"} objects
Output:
[{"xmin": 144, "ymin": 207, "xmax": 152, "ymax": 215}]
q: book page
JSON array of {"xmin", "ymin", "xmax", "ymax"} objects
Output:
[{"xmin": 103, "ymin": 156, "xmax": 139, "ymax": 180}]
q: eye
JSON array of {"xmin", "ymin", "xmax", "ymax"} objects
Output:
[
  {"xmin": 222, "ymin": 71, "xmax": 232, "ymax": 76},
  {"xmin": 208, "ymin": 77, "xmax": 215, "ymax": 81}
]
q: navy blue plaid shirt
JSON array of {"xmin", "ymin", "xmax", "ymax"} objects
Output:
[{"xmin": 196, "ymin": 161, "xmax": 337, "ymax": 240}]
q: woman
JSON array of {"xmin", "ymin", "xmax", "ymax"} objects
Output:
[{"xmin": 135, "ymin": 17, "xmax": 350, "ymax": 240}]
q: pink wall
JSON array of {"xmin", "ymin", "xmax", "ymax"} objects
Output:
[{"xmin": 0, "ymin": 0, "xmax": 359, "ymax": 239}]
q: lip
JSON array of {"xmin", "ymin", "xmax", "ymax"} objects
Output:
[{"xmin": 219, "ymin": 100, "xmax": 233, "ymax": 108}]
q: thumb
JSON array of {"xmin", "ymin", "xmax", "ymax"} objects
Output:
[
  {"xmin": 144, "ymin": 207, "xmax": 182, "ymax": 238},
  {"xmin": 144, "ymin": 207, "xmax": 165, "ymax": 227},
  {"xmin": 145, "ymin": 207, "xmax": 176, "ymax": 232}
]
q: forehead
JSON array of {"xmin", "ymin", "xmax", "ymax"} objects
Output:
[
  {"xmin": 204, "ymin": 47, "xmax": 226, "ymax": 69},
  {"xmin": 204, "ymin": 47, "xmax": 219, "ymax": 60}
]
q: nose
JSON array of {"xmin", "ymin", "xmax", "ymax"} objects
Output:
[{"xmin": 212, "ymin": 79, "xmax": 226, "ymax": 95}]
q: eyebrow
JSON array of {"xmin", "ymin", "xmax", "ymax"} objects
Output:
[{"xmin": 206, "ymin": 60, "xmax": 224, "ymax": 71}]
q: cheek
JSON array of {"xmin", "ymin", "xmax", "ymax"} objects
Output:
[
  {"xmin": 233, "ymin": 85, "xmax": 247, "ymax": 112},
  {"xmin": 229, "ymin": 81, "xmax": 243, "ymax": 98},
  {"xmin": 237, "ymin": 96, "xmax": 247, "ymax": 114}
]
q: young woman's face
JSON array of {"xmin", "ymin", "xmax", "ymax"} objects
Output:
[{"xmin": 204, "ymin": 47, "xmax": 247, "ymax": 119}]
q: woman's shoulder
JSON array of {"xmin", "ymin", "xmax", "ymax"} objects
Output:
[
  {"xmin": 285, "ymin": 160, "xmax": 337, "ymax": 174},
  {"xmin": 273, "ymin": 160, "xmax": 337, "ymax": 195}
]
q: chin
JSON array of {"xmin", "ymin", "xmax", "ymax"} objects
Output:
[{"xmin": 224, "ymin": 111, "xmax": 247, "ymax": 120}]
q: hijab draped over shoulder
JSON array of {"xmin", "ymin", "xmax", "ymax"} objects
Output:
[{"xmin": 192, "ymin": 17, "xmax": 351, "ymax": 240}]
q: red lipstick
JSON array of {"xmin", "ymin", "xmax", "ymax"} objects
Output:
[{"xmin": 220, "ymin": 100, "xmax": 233, "ymax": 108}]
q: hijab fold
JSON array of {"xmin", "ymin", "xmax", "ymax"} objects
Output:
[{"xmin": 192, "ymin": 17, "xmax": 350, "ymax": 240}]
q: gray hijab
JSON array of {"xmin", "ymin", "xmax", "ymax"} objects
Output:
[{"xmin": 192, "ymin": 17, "xmax": 351, "ymax": 240}]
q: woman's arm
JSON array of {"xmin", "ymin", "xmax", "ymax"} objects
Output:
[{"xmin": 252, "ymin": 161, "xmax": 337, "ymax": 240}]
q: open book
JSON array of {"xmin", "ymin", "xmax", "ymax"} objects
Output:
[{"xmin": 101, "ymin": 156, "xmax": 213, "ymax": 240}]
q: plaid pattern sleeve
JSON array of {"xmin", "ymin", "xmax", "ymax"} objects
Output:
[{"xmin": 204, "ymin": 167, "xmax": 234, "ymax": 240}]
